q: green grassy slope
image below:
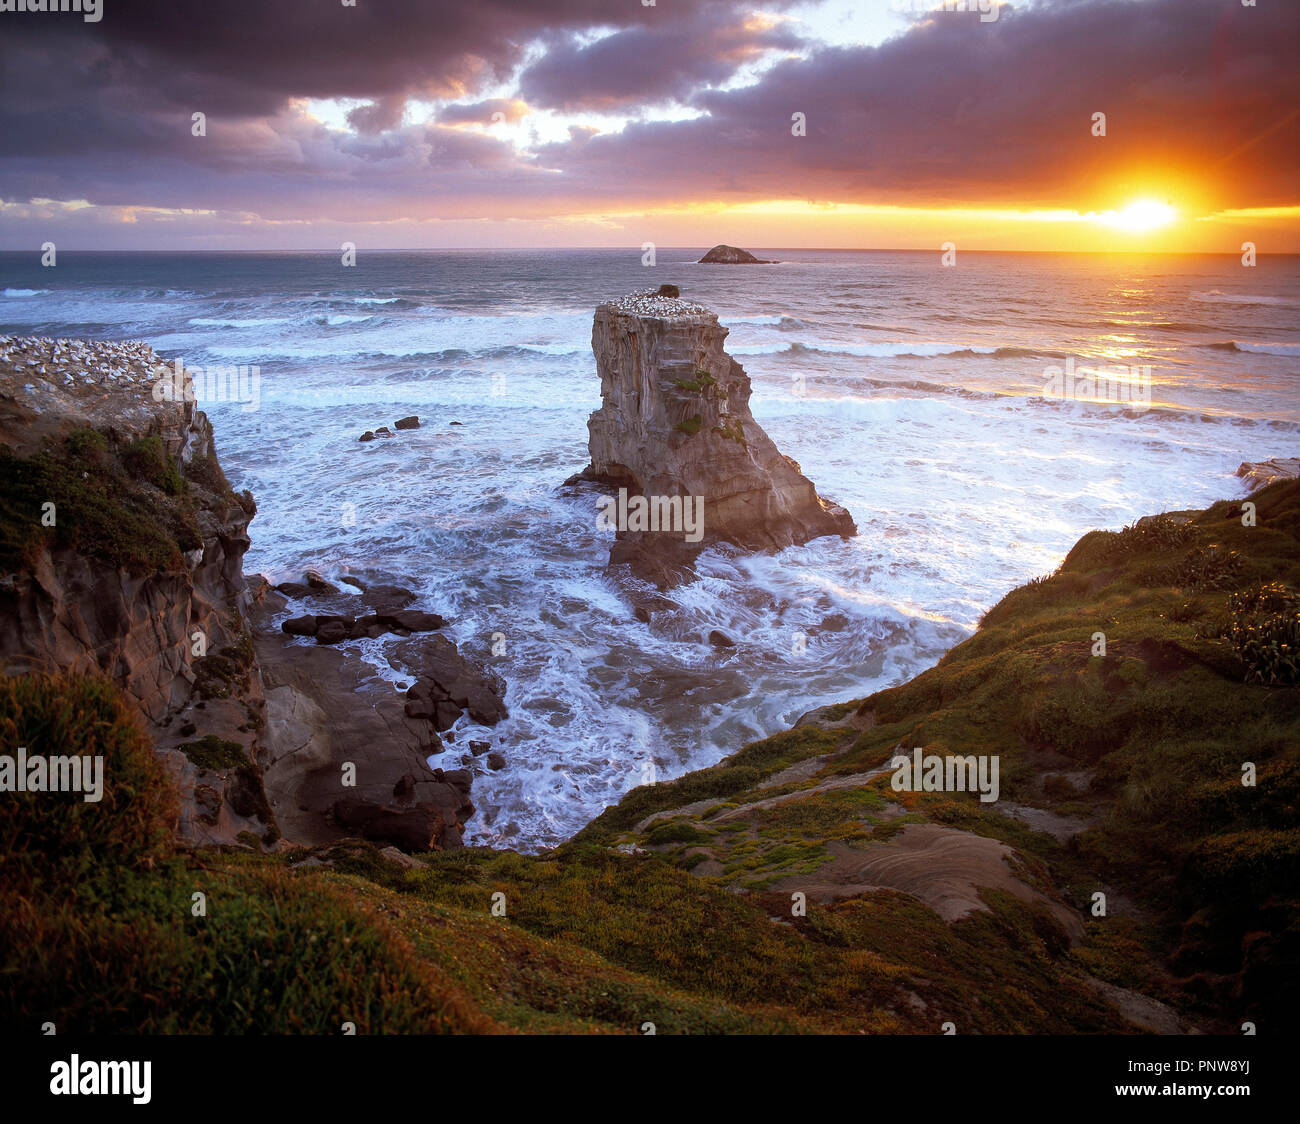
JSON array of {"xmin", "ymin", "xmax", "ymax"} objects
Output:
[{"xmin": 2, "ymin": 482, "xmax": 1296, "ymax": 1033}]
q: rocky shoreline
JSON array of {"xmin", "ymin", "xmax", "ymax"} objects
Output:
[
  {"xmin": 0, "ymin": 336, "xmax": 505, "ymax": 853},
  {"xmin": 0, "ymin": 296, "xmax": 861, "ymax": 856},
  {"xmin": 2, "ymin": 321, "xmax": 1296, "ymax": 1037},
  {"xmin": 1236, "ymin": 457, "xmax": 1300, "ymax": 491}
]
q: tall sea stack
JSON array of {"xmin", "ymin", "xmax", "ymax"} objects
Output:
[{"xmin": 573, "ymin": 289, "xmax": 855, "ymax": 586}]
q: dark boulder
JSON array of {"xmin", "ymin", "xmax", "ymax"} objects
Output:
[
  {"xmin": 315, "ymin": 619, "xmax": 349, "ymax": 645},
  {"xmin": 609, "ymin": 532, "xmax": 700, "ymax": 591},
  {"xmin": 404, "ymin": 694, "xmax": 437, "ymax": 720},
  {"xmin": 439, "ymin": 768, "xmax": 474, "ymax": 795},
  {"xmin": 433, "ymin": 699, "xmax": 463, "ymax": 730},
  {"xmin": 332, "ymin": 798, "xmax": 446, "ymax": 852},
  {"xmin": 281, "ymin": 615, "xmax": 318, "ymax": 637},
  {"xmin": 394, "ymin": 635, "xmax": 508, "ymax": 728},
  {"xmin": 304, "ymin": 570, "xmax": 337, "ymax": 593},
  {"xmin": 359, "ymin": 583, "xmax": 417, "ymax": 613},
  {"xmin": 633, "ymin": 594, "xmax": 677, "ymax": 623},
  {"xmin": 348, "ymin": 615, "xmax": 386, "ymax": 639},
  {"xmin": 395, "ymin": 415, "xmax": 420, "ymax": 430},
  {"xmin": 381, "ymin": 609, "xmax": 447, "ymax": 633},
  {"xmin": 277, "ymin": 570, "xmax": 340, "ymax": 599},
  {"xmin": 404, "ymin": 693, "xmax": 462, "ymax": 731}
]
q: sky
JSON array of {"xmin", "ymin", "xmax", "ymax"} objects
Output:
[{"xmin": 0, "ymin": 0, "xmax": 1297, "ymax": 252}]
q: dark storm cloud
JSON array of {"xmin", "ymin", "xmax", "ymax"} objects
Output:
[
  {"xmin": 0, "ymin": 0, "xmax": 800, "ymax": 206},
  {"xmin": 0, "ymin": 0, "xmax": 1295, "ymax": 226},
  {"xmin": 347, "ymin": 96, "xmax": 408, "ymax": 136},
  {"xmin": 518, "ymin": 12, "xmax": 803, "ymax": 112},
  {"xmin": 538, "ymin": 0, "xmax": 1300, "ymax": 209},
  {"xmin": 3, "ymin": 0, "xmax": 784, "ymax": 114}
]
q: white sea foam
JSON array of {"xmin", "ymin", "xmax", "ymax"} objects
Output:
[
  {"xmin": 1232, "ymin": 341, "xmax": 1300, "ymax": 357},
  {"xmin": 189, "ymin": 316, "xmax": 295, "ymax": 328},
  {"xmin": 1193, "ymin": 290, "xmax": 1300, "ymax": 307},
  {"xmin": 730, "ymin": 340, "xmax": 1000, "ymax": 358},
  {"xmin": 203, "ymin": 310, "xmax": 589, "ymax": 360},
  {"xmin": 6, "ymin": 250, "xmax": 1299, "ymax": 849}
]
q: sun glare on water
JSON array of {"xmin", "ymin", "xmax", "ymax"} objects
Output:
[{"xmin": 1096, "ymin": 199, "xmax": 1178, "ymax": 232}]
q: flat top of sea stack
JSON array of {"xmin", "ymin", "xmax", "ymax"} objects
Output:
[
  {"xmin": 698, "ymin": 244, "xmax": 774, "ymax": 264},
  {"xmin": 598, "ymin": 288, "xmax": 715, "ymax": 319}
]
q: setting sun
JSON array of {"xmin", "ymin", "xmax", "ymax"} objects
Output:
[{"xmin": 1097, "ymin": 199, "xmax": 1179, "ymax": 232}]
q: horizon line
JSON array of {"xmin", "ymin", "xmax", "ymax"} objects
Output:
[{"xmin": 1, "ymin": 246, "xmax": 1296, "ymax": 257}]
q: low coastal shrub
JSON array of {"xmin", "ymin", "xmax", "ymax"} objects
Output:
[
  {"xmin": 0, "ymin": 429, "xmax": 201, "ymax": 574},
  {"xmin": 1172, "ymin": 544, "xmax": 1241, "ymax": 591},
  {"xmin": 0, "ymin": 672, "xmax": 177, "ymax": 883},
  {"xmin": 0, "ymin": 860, "xmax": 491, "ymax": 1033},
  {"xmin": 4, "ymin": 484, "xmax": 1297, "ymax": 1034},
  {"xmin": 1059, "ymin": 515, "xmax": 1197, "ymax": 575},
  {"xmin": 1183, "ymin": 829, "xmax": 1300, "ymax": 901},
  {"xmin": 645, "ymin": 821, "xmax": 712, "ymax": 846},
  {"xmin": 122, "ymin": 435, "xmax": 186, "ymax": 496},
  {"xmin": 0, "ymin": 673, "xmax": 488, "ymax": 1034},
  {"xmin": 176, "ymin": 734, "xmax": 246, "ymax": 771},
  {"xmin": 1223, "ymin": 582, "xmax": 1300, "ymax": 685}
]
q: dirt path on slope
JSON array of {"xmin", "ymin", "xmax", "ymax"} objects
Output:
[{"xmin": 771, "ymin": 822, "xmax": 1085, "ymax": 942}]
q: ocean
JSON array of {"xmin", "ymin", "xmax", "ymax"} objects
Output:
[{"xmin": 2, "ymin": 248, "xmax": 1298, "ymax": 848}]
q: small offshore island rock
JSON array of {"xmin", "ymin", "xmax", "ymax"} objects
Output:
[{"xmin": 698, "ymin": 244, "xmax": 775, "ymax": 264}]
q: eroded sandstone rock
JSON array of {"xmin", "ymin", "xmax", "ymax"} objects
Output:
[
  {"xmin": 390, "ymin": 634, "xmax": 508, "ymax": 729},
  {"xmin": 332, "ymin": 798, "xmax": 448, "ymax": 852},
  {"xmin": 1237, "ymin": 458, "xmax": 1300, "ymax": 492},
  {"xmin": 254, "ymin": 633, "xmax": 473, "ymax": 850},
  {"xmin": 0, "ymin": 337, "xmax": 275, "ymax": 848},
  {"xmin": 571, "ymin": 290, "xmax": 855, "ymax": 587}
]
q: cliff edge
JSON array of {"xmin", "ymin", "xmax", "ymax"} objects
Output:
[
  {"xmin": 0, "ymin": 335, "xmax": 485, "ymax": 853},
  {"xmin": 0, "ymin": 335, "xmax": 275, "ymax": 847}
]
